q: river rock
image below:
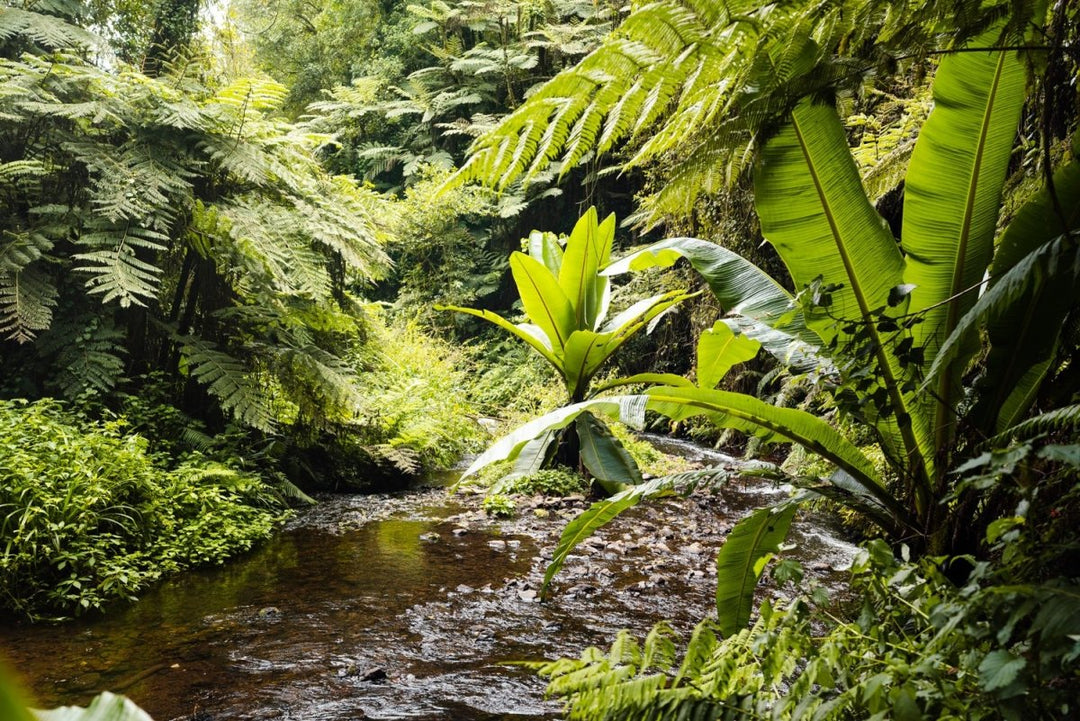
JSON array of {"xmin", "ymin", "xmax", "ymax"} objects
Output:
[
  {"xmin": 451, "ymin": 527, "xmax": 469, "ymax": 536},
  {"xmin": 488, "ymin": 540, "xmax": 506, "ymax": 551},
  {"xmin": 518, "ymin": 589, "xmax": 539, "ymax": 603},
  {"xmin": 257, "ymin": 606, "xmax": 281, "ymax": 619},
  {"xmin": 419, "ymin": 532, "xmax": 440, "ymax": 542},
  {"xmin": 360, "ymin": 667, "xmax": 388, "ymax": 683}
]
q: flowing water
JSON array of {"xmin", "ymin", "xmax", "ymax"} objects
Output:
[{"xmin": 0, "ymin": 439, "xmax": 859, "ymax": 720}]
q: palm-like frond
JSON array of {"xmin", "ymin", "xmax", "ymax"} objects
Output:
[
  {"xmin": 0, "ymin": 264, "xmax": 55, "ymax": 342},
  {"xmin": 452, "ymin": 0, "xmax": 1024, "ymax": 219},
  {"xmin": 181, "ymin": 338, "xmax": 276, "ymax": 432},
  {"xmin": 73, "ymin": 223, "xmax": 168, "ymax": 308}
]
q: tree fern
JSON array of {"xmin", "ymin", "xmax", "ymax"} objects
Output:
[
  {"xmin": 452, "ymin": 0, "xmax": 1030, "ymax": 221},
  {"xmin": 0, "ymin": 5, "xmax": 97, "ymax": 51},
  {"xmin": 37, "ymin": 314, "xmax": 126, "ymax": 397}
]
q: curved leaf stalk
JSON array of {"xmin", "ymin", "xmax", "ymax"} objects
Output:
[{"xmin": 643, "ymin": 386, "xmax": 917, "ymax": 533}]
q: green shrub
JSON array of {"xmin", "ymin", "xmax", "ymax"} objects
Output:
[
  {"xmin": 352, "ymin": 312, "xmax": 486, "ymax": 471},
  {"xmin": 481, "ymin": 494, "xmax": 516, "ymax": 518},
  {"xmin": 536, "ymin": 537, "xmax": 1080, "ymax": 720},
  {"xmin": 0, "ymin": 399, "xmax": 288, "ymax": 621},
  {"xmin": 503, "ymin": 467, "xmax": 588, "ymax": 497}
]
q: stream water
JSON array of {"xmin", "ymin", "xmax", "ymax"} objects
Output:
[{"xmin": 1, "ymin": 438, "xmax": 859, "ymax": 720}]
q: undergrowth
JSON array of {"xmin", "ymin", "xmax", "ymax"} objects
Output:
[{"xmin": 0, "ymin": 399, "xmax": 289, "ymax": 621}]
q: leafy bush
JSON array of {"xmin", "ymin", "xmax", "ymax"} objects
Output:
[
  {"xmin": 501, "ymin": 467, "xmax": 588, "ymax": 497},
  {"xmin": 0, "ymin": 400, "xmax": 288, "ymax": 621},
  {"xmin": 481, "ymin": 494, "xmax": 516, "ymax": 518},
  {"xmin": 352, "ymin": 312, "xmax": 487, "ymax": 471}
]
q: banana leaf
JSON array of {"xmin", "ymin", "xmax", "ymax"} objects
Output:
[
  {"xmin": 715, "ymin": 504, "xmax": 798, "ymax": 637},
  {"xmin": 510, "ymin": 251, "xmax": 575, "ymax": 350},
  {"xmin": 575, "ymin": 412, "xmax": 643, "ymax": 489}
]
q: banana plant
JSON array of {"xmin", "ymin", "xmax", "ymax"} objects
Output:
[
  {"xmin": 604, "ymin": 26, "xmax": 1073, "ymax": 553},
  {"xmin": 439, "ymin": 207, "xmax": 694, "ymax": 487},
  {"xmin": 459, "ymin": 25, "xmax": 1080, "ymax": 627}
]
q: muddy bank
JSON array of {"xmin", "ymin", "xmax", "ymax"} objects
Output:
[{"xmin": 1, "ymin": 453, "xmax": 857, "ymax": 721}]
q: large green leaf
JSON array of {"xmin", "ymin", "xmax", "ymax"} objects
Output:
[
  {"xmin": 510, "ymin": 251, "xmax": 576, "ymax": 351},
  {"xmin": 604, "ymin": 237, "xmax": 818, "ymax": 348},
  {"xmin": 575, "ymin": 412, "xmax": 643, "ymax": 488},
  {"xmin": 644, "ymin": 386, "xmax": 913, "ymax": 529},
  {"xmin": 562, "ymin": 330, "xmax": 615, "ymax": 401},
  {"xmin": 34, "ymin": 693, "xmax": 154, "ymax": 721},
  {"xmin": 600, "ymin": 290, "xmax": 689, "ymax": 335},
  {"xmin": 0, "ymin": 671, "xmax": 34, "ymax": 721},
  {"xmin": 541, "ymin": 476, "xmax": 673, "ymax": 594},
  {"xmin": 902, "ymin": 28, "xmax": 1027, "ymax": 441},
  {"xmin": 991, "ymin": 137, "xmax": 1080, "ymax": 276},
  {"xmin": 697, "ymin": 321, "xmax": 760, "ymax": 389},
  {"xmin": 434, "ymin": 304, "xmax": 562, "ymax": 370},
  {"xmin": 975, "ymin": 146, "xmax": 1080, "ymax": 433},
  {"xmin": 527, "ymin": 230, "xmax": 564, "ymax": 276},
  {"xmin": 591, "ymin": 372, "xmax": 695, "ymax": 394},
  {"xmin": 459, "ymin": 397, "xmax": 646, "ymax": 480},
  {"xmin": 559, "ymin": 208, "xmax": 614, "ymax": 331},
  {"xmin": 756, "ymin": 100, "xmax": 932, "ymax": 498},
  {"xmin": 925, "ymin": 235, "xmax": 1080, "ymax": 434},
  {"xmin": 715, "ymin": 504, "xmax": 798, "ymax": 637}
]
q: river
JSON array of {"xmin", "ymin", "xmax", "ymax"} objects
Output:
[{"xmin": 1, "ymin": 439, "xmax": 858, "ymax": 720}]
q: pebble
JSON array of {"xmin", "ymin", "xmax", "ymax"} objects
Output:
[
  {"xmin": 451, "ymin": 527, "xmax": 469, "ymax": 536},
  {"xmin": 419, "ymin": 532, "xmax": 439, "ymax": 542},
  {"xmin": 488, "ymin": 540, "xmax": 506, "ymax": 551}
]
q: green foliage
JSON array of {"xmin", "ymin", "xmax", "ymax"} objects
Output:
[
  {"xmin": 445, "ymin": 208, "xmax": 694, "ymax": 488},
  {"xmin": 497, "ymin": 467, "xmax": 587, "ymax": 497},
  {"xmin": 0, "ymin": 7, "xmax": 392, "ymax": 449},
  {"xmin": 536, "ymin": 531, "xmax": 1080, "ymax": 721},
  {"xmin": 452, "ymin": 0, "xmax": 1038, "ymax": 225},
  {"xmin": 352, "ymin": 311, "xmax": 486, "ymax": 471},
  {"xmin": 0, "ymin": 399, "xmax": 288, "ymax": 621},
  {"xmin": 713, "ymin": 504, "xmax": 797, "ymax": 637},
  {"xmin": 481, "ymin": 493, "xmax": 516, "ymax": 518},
  {"xmin": 592, "ymin": 27, "xmax": 1076, "ymax": 552}
]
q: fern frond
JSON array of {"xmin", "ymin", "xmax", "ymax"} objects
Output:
[
  {"xmin": 274, "ymin": 343, "xmax": 365, "ymax": 423},
  {"xmin": 73, "ymin": 223, "xmax": 168, "ymax": 308},
  {"xmin": 74, "ymin": 141, "xmax": 195, "ymax": 229},
  {"xmin": 181, "ymin": 339, "xmax": 276, "ymax": 432},
  {"xmin": 0, "ymin": 6, "xmax": 98, "ymax": 50},
  {"xmin": 0, "ymin": 264, "xmax": 56, "ymax": 342},
  {"xmin": 0, "ymin": 228, "xmax": 53, "ymax": 273},
  {"xmin": 365, "ymin": 443, "xmax": 422, "ymax": 475},
  {"xmin": 37, "ymin": 316, "xmax": 126, "ymax": 397},
  {"xmin": 988, "ymin": 404, "xmax": 1080, "ymax": 446}
]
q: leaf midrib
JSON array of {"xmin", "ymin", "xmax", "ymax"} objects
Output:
[{"xmin": 790, "ymin": 108, "xmax": 932, "ymax": 501}]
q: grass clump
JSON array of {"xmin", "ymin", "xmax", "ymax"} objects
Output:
[{"xmin": 0, "ymin": 399, "xmax": 289, "ymax": 621}]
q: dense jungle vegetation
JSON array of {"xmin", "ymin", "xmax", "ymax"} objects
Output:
[{"xmin": 0, "ymin": 0, "xmax": 1078, "ymax": 718}]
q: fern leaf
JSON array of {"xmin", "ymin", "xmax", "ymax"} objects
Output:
[
  {"xmin": 74, "ymin": 224, "xmax": 168, "ymax": 307},
  {"xmin": 0, "ymin": 7, "xmax": 98, "ymax": 50},
  {"xmin": 0, "ymin": 264, "xmax": 56, "ymax": 342},
  {"xmin": 181, "ymin": 340, "xmax": 276, "ymax": 432}
]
